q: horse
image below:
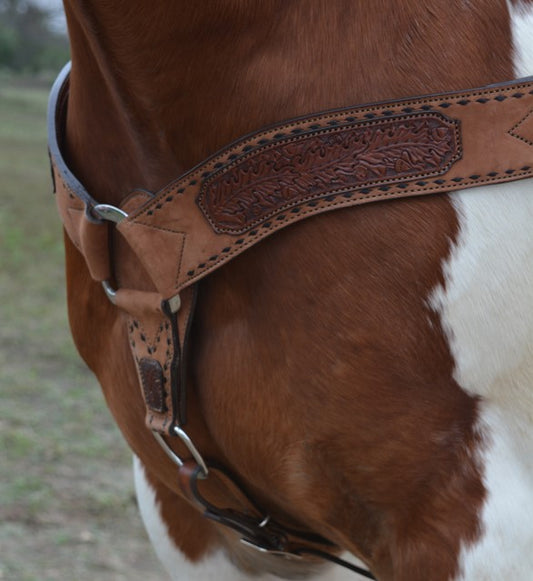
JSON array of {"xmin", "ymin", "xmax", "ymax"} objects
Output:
[{"xmin": 49, "ymin": 1, "xmax": 533, "ymax": 579}]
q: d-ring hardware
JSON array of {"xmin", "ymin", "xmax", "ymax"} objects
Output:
[
  {"xmin": 92, "ymin": 203, "xmax": 129, "ymax": 304},
  {"xmin": 152, "ymin": 427, "xmax": 209, "ymax": 479},
  {"xmin": 93, "ymin": 203, "xmax": 128, "ymax": 223}
]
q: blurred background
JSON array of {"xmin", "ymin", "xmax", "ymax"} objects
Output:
[{"xmin": 1, "ymin": 1, "xmax": 166, "ymax": 578}]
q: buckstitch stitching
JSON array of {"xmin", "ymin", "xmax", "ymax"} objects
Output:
[
  {"xmin": 127, "ymin": 83, "xmax": 532, "ymax": 222},
  {"xmin": 180, "ymin": 166, "xmax": 533, "ymax": 287}
]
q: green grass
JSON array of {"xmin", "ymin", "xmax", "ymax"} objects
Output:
[{"xmin": 0, "ymin": 79, "xmax": 164, "ymax": 580}]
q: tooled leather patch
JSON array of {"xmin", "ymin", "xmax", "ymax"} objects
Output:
[
  {"xmin": 198, "ymin": 112, "xmax": 461, "ymax": 234},
  {"xmin": 139, "ymin": 357, "xmax": 167, "ymax": 413}
]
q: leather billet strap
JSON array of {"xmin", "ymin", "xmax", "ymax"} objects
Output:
[{"xmin": 49, "ymin": 62, "xmax": 533, "ymax": 435}]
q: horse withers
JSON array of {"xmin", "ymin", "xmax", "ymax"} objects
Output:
[{"xmin": 50, "ymin": 2, "xmax": 533, "ymax": 580}]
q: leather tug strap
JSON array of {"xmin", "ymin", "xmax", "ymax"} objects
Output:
[{"xmin": 49, "ymin": 62, "xmax": 533, "ymax": 578}]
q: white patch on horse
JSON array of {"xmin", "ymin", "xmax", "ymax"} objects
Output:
[
  {"xmin": 510, "ymin": 0, "xmax": 533, "ymax": 74},
  {"xmin": 133, "ymin": 455, "xmax": 236, "ymax": 581},
  {"xmin": 431, "ymin": 6, "xmax": 533, "ymax": 576},
  {"xmin": 433, "ymin": 188, "xmax": 533, "ymax": 581},
  {"xmin": 133, "ymin": 456, "xmax": 360, "ymax": 580}
]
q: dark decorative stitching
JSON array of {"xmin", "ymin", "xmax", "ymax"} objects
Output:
[
  {"xmin": 116, "ymin": 81, "xmax": 532, "ymax": 294},
  {"xmin": 130, "ymin": 89, "xmax": 529, "ymax": 225},
  {"xmin": 509, "ymin": 110, "xmax": 533, "ymax": 147},
  {"xmin": 125, "ymin": 78, "xmax": 533, "ymax": 227},
  {"xmin": 180, "ymin": 165, "xmax": 533, "ymax": 287},
  {"xmin": 198, "ymin": 112, "xmax": 461, "ymax": 234}
]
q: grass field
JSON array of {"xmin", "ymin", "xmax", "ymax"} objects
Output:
[{"xmin": 0, "ymin": 78, "xmax": 166, "ymax": 580}]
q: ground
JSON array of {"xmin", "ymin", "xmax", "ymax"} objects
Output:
[{"xmin": 0, "ymin": 76, "xmax": 167, "ymax": 580}]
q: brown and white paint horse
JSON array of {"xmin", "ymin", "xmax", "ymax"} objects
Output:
[{"xmin": 58, "ymin": 1, "xmax": 533, "ymax": 580}]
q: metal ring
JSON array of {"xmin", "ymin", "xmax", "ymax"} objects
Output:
[
  {"xmin": 152, "ymin": 430, "xmax": 184, "ymax": 468},
  {"xmin": 92, "ymin": 203, "xmax": 128, "ymax": 223},
  {"xmin": 173, "ymin": 426, "xmax": 209, "ymax": 478},
  {"xmin": 101, "ymin": 280, "xmax": 118, "ymax": 304},
  {"xmin": 152, "ymin": 428, "xmax": 209, "ymax": 479}
]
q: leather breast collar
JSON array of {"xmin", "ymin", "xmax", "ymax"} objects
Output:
[{"xmin": 48, "ymin": 62, "xmax": 533, "ymax": 577}]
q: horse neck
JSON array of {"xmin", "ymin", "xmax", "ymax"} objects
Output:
[{"xmin": 62, "ymin": 0, "xmax": 514, "ymax": 206}]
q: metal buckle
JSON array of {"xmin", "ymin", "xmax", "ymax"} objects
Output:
[
  {"xmin": 152, "ymin": 426, "xmax": 209, "ymax": 478},
  {"xmin": 91, "ymin": 204, "xmax": 128, "ymax": 304},
  {"xmin": 93, "ymin": 203, "xmax": 128, "ymax": 224}
]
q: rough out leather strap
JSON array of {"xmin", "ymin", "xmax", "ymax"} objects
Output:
[
  {"xmin": 116, "ymin": 76, "xmax": 533, "ymax": 300},
  {"xmin": 49, "ymin": 62, "xmax": 533, "ymax": 435}
]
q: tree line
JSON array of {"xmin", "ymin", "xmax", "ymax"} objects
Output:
[{"xmin": 0, "ymin": 0, "xmax": 69, "ymax": 73}]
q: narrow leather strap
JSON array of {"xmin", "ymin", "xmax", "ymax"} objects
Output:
[{"xmin": 120, "ymin": 286, "xmax": 196, "ymax": 433}]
